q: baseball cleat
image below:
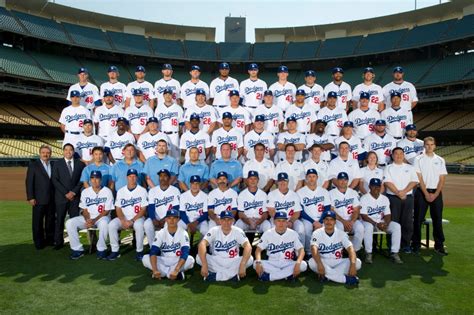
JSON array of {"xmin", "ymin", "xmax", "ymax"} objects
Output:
[
  {"xmin": 402, "ymin": 246, "xmax": 412, "ymax": 254},
  {"xmin": 365, "ymin": 253, "xmax": 373, "ymax": 264},
  {"xmin": 177, "ymin": 272, "xmax": 185, "ymax": 280},
  {"xmin": 135, "ymin": 251, "xmax": 144, "ymax": 261},
  {"xmin": 390, "ymin": 253, "xmax": 404, "ymax": 264},
  {"xmin": 69, "ymin": 250, "xmax": 84, "ymax": 260},
  {"xmin": 204, "ymin": 272, "xmax": 217, "ymax": 282},
  {"xmin": 106, "ymin": 252, "xmax": 120, "ymax": 261},
  {"xmin": 230, "ymin": 275, "xmax": 240, "ymax": 282},
  {"xmin": 345, "ymin": 275, "xmax": 359, "ymax": 286},
  {"xmin": 258, "ymin": 272, "xmax": 270, "ymax": 282},
  {"xmin": 96, "ymin": 250, "xmax": 107, "ymax": 260}
]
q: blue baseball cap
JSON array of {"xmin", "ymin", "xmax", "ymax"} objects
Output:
[
  {"xmin": 390, "ymin": 91, "xmax": 402, "ymax": 98},
  {"xmin": 190, "ymin": 113, "xmax": 200, "ymax": 120},
  {"xmin": 147, "ymin": 117, "xmax": 158, "ymax": 124},
  {"xmin": 222, "ymin": 112, "xmax": 233, "ymax": 119},
  {"xmin": 229, "ymin": 90, "xmax": 239, "ymax": 97},
  {"xmin": 191, "ymin": 65, "xmax": 201, "ymax": 71},
  {"xmin": 90, "ymin": 170, "xmax": 102, "ymax": 178},
  {"xmin": 393, "ymin": 66, "xmax": 404, "ymax": 73},
  {"xmin": 320, "ymin": 210, "xmax": 336, "ymax": 222},
  {"xmin": 83, "ymin": 119, "xmax": 93, "ymax": 125},
  {"xmin": 277, "ymin": 172, "xmax": 289, "ymax": 182},
  {"xmin": 337, "ymin": 172, "xmax": 349, "ymax": 180},
  {"xmin": 217, "ymin": 171, "xmax": 228, "ymax": 179},
  {"xmin": 195, "ymin": 88, "xmax": 206, "ymax": 96},
  {"xmin": 405, "ymin": 124, "xmax": 417, "ymax": 131},
  {"xmin": 103, "ymin": 90, "xmax": 114, "ymax": 97},
  {"xmin": 77, "ymin": 67, "xmax": 88, "ymax": 74},
  {"xmin": 220, "ymin": 210, "xmax": 234, "ymax": 219},
  {"xmin": 286, "ymin": 116, "xmax": 297, "ymax": 123},
  {"xmin": 248, "ymin": 63, "xmax": 259, "ymax": 70},
  {"xmin": 274, "ymin": 211, "xmax": 288, "ymax": 220},
  {"xmin": 219, "ymin": 62, "xmax": 230, "ymax": 70},
  {"xmin": 162, "ymin": 63, "xmax": 173, "ymax": 70},
  {"xmin": 296, "ymin": 89, "xmax": 306, "ymax": 96},
  {"xmin": 158, "ymin": 169, "xmax": 171, "ymax": 176},
  {"xmin": 247, "ymin": 170, "xmax": 259, "ymax": 178},
  {"xmin": 135, "ymin": 65, "xmax": 146, "ymax": 72},
  {"xmin": 117, "ymin": 117, "xmax": 129, "ymax": 125},
  {"xmin": 332, "ymin": 67, "xmax": 344, "ymax": 74},
  {"xmin": 343, "ymin": 121, "xmax": 354, "ymax": 128},
  {"xmin": 278, "ymin": 65, "xmax": 289, "ymax": 73},
  {"xmin": 108, "ymin": 65, "xmax": 119, "ymax": 73},
  {"xmin": 263, "ymin": 90, "xmax": 273, "ymax": 96},
  {"xmin": 363, "ymin": 67, "xmax": 374, "ymax": 73},
  {"xmin": 190, "ymin": 175, "xmax": 201, "ymax": 183},
  {"xmin": 163, "ymin": 88, "xmax": 173, "ymax": 95},
  {"xmin": 132, "ymin": 88, "xmax": 144, "ymax": 96},
  {"xmin": 369, "ymin": 178, "xmax": 382, "ymax": 187},
  {"xmin": 305, "ymin": 70, "xmax": 316, "ymax": 77},
  {"xmin": 327, "ymin": 91, "xmax": 337, "ymax": 99},
  {"xmin": 70, "ymin": 90, "xmax": 81, "ymax": 98},
  {"xmin": 306, "ymin": 168, "xmax": 318, "ymax": 176},
  {"xmin": 166, "ymin": 209, "xmax": 180, "ymax": 217},
  {"xmin": 375, "ymin": 119, "xmax": 386, "ymax": 126},
  {"xmin": 127, "ymin": 168, "xmax": 138, "ymax": 176},
  {"xmin": 254, "ymin": 115, "xmax": 265, "ymax": 122},
  {"xmin": 359, "ymin": 92, "xmax": 370, "ymax": 100}
]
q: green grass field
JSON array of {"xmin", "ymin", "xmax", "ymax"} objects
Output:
[{"xmin": 0, "ymin": 201, "xmax": 473, "ymax": 314}]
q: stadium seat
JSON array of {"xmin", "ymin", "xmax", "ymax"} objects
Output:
[
  {"xmin": 29, "ymin": 51, "xmax": 80, "ymax": 84},
  {"xmin": 11, "ymin": 11, "xmax": 70, "ymax": 44},
  {"xmin": 436, "ymin": 111, "xmax": 474, "ymax": 131},
  {"xmin": 78, "ymin": 59, "xmax": 131, "ymax": 86},
  {"xmin": 19, "ymin": 105, "xmax": 61, "ymax": 127},
  {"xmin": 356, "ymin": 29, "xmax": 407, "ymax": 55},
  {"xmin": 252, "ymin": 42, "xmax": 285, "ymax": 61},
  {"xmin": 439, "ymin": 14, "xmax": 474, "ymax": 42},
  {"xmin": 150, "ymin": 38, "xmax": 185, "ymax": 59},
  {"xmin": 419, "ymin": 53, "xmax": 474, "ymax": 87},
  {"xmin": 377, "ymin": 59, "xmax": 438, "ymax": 86},
  {"xmin": 62, "ymin": 22, "xmax": 113, "ymax": 51},
  {"xmin": 441, "ymin": 146, "xmax": 474, "ymax": 163},
  {"xmin": 0, "ymin": 7, "xmax": 26, "ymax": 34},
  {"xmin": 218, "ymin": 42, "xmax": 251, "ymax": 62},
  {"xmin": 397, "ymin": 19, "xmax": 456, "ymax": 49},
  {"xmin": 107, "ymin": 30, "xmax": 152, "ymax": 55},
  {"xmin": 0, "ymin": 46, "xmax": 51, "ymax": 81},
  {"xmin": 184, "ymin": 40, "xmax": 217, "ymax": 60},
  {"xmin": 415, "ymin": 110, "xmax": 451, "ymax": 130},
  {"xmin": 318, "ymin": 35, "xmax": 363, "ymax": 59},
  {"xmin": 0, "ymin": 107, "xmax": 28, "ymax": 125},
  {"xmin": 1, "ymin": 104, "xmax": 44, "ymax": 126},
  {"xmin": 285, "ymin": 41, "xmax": 320, "ymax": 60}
]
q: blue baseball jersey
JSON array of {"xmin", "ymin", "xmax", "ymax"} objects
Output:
[
  {"xmin": 178, "ymin": 162, "xmax": 209, "ymax": 188},
  {"xmin": 209, "ymin": 159, "xmax": 243, "ymax": 192},
  {"xmin": 111, "ymin": 159, "xmax": 144, "ymax": 191},
  {"xmin": 80, "ymin": 163, "xmax": 112, "ymax": 187},
  {"xmin": 143, "ymin": 155, "xmax": 179, "ymax": 186}
]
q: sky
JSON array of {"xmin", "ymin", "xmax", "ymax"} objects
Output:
[{"xmin": 54, "ymin": 0, "xmax": 449, "ymax": 42}]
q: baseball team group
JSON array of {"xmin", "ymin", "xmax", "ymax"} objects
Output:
[{"xmin": 25, "ymin": 62, "xmax": 448, "ymax": 285}]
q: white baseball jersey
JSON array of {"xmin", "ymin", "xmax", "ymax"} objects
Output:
[
  {"xmin": 316, "ymin": 107, "xmax": 348, "ymax": 136},
  {"xmin": 180, "ymin": 80, "xmax": 210, "ymax": 109},
  {"xmin": 152, "ymin": 227, "xmax": 190, "ymax": 257},
  {"xmin": 155, "ymin": 103, "xmax": 184, "ymax": 133},
  {"xmin": 323, "ymin": 81, "xmax": 352, "ymax": 111},
  {"xmin": 79, "ymin": 186, "xmax": 114, "ymax": 220},
  {"xmin": 75, "ymin": 134, "xmax": 105, "ymax": 161},
  {"xmin": 381, "ymin": 107, "xmax": 413, "ymax": 139},
  {"xmin": 360, "ymin": 193, "xmax": 391, "ymax": 224},
  {"xmin": 124, "ymin": 104, "xmax": 154, "ymax": 135},
  {"xmin": 269, "ymin": 81, "xmax": 297, "ymax": 112},
  {"xmin": 360, "ymin": 166, "xmax": 384, "ymax": 193},
  {"xmin": 93, "ymin": 105, "xmax": 125, "ymax": 138},
  {"xmin": 311, "ymin": 227, "xmax": 352, "ymax": 260},
  {"xmin": 267, "ymin": 189, "xmax": 301, "ymax": 217},
  {"xmin": 105, "ymin": 131, "xmax": 136, "ymax": 161},
  {"xmin": 148, "ymin": 185, "xmax": 180, "ymax": 220},
  {"xmin": 59, "ymin": 105, "xmax": 91, "ymax": 133},
  {"xmin": 242, "ymin": 158, "xmax": 275, "ymax": 190},
  {"xmin": 285, "ymin": 104, "xmax": 317, "ymax": 133},
  {"xmin": 115, "ymin": 185, "xmax": 148, "ymax": 220},
  {"xmin": 204, "ymin": 225, "xmax": 248, "ymax": 258},
  {"xmin": 258, "ymin": 227, "xmax": 303, "ymax": 261},
  {"xmin": 239, "ymin": 78, "xmax": 267, "ymax": 109},
  {"xmin": 334, "ymin": 135, "xmax": 366, "ymax": 161},
  {"xmin": 252, "ymin": 105, "xmax": 284, "ymax": 134},
  {"xmin": 276, "ymin": 131, "xmax": 305, "ymax": 161},
  {"xmin": 237, "ymin": 188, "xmax": 267, "ymax": 219},
  {"xmin": 274, "ymin": 160, "xmax": 305, "ymax": 191},
  {"xmin": 126, "ymin": 80, "xmax": 155, "ymax": 107},
  {"xmin": 352, "ymin": 83, "xmax": 384, "ymax": 111},
  {"xmin": 397, "ymin": 138, "xmax": 424, "ymax": 165},
  {"xmin": 100, "ymin": 81, "xmax": 127, "ymax": 108},
  {"xmin": 327, "ymin": 156, "xmax": 362, "ymax": 183},
  {"xmin": 298, "ymin": 83, "xmax": 324, "ymax": 110},
  {"xmin": 137, "ymin": 132, "xmax": 170, "ymax": 160},
  {"xmin": 208, "ymin": 187, "xmax": 238, "ymax": 215},
  {"xmin": 348, "ymin": 108, "xmax": 380, "ymax": 140},
  {"xmin": 305, "ymin": 133, "xmax": 335, "ymax": 162},
  {"xmin": 297, "ymin": 186, "xmax": 331, "ymax": 222},
  {"xmin": 184, "ymin": 104, "xmax": 219, "ymax": 134},
  {"xmin": 154, "ymin": 78, "xmax": 181, "ymax": 106},
  {"xmin": 211, "ymin": 127, "xmax": 243, "ymax": 160},
  {"xmin": 243, "ymin": 130, "xmax": 275, "ymax": 160},
  {"xmin": 363, "ymin": 133, "xmax": 397, "ymax": 165},
  {"xmin": 383, "ymin": 81, "xmax": 418, "ymax": 111},
  {"xmin": 67, "ymin": 82, "xmax": 100, "ymax": 110},
  {"xmin": 209, "ymin": 77, "xmax": 239, "ymax": 106},
  {"xmin": 179, "ymin": 130, "xmax": 211, "ymax": 161},
  {"xmin": 302, "ymin": 159, "xmax": 329, "ymax": 187},
  {"xmin": 179, "ymin": 190, "xmax": 208, "ymax": 223},
  {"xmin": 219, "ymin": 106, "xmax": 251, "ymax": 135},
  {"xmin": 329, "ymin": 188, "xmax": 360, "ymax": 221}
]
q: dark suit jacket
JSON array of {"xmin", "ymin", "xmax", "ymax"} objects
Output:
[
  {"xmin": 25, "ymin": 159, "xmax": 55, "ymax": 205},
  {"xmin": 51, "ymin": 158, "xmax": 85, "ymax": 204}
]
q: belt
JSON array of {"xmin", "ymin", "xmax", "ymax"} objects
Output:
[
  {"xmin": 301, "ymin": 131, "xmax": 310, "ymax": 135},
  {"xmin": 329, "ymin": 134, "xmax": 338, "ymax": 137},
  {"xmin": 245, "ymin": 105, "xmax": 257, "ymax": 109},
  {"xmin": 66, "ymin": 131, "xmax": 81, "ymax": 135},
  {"xmin": 280, "ymin": 159, "xmax": 302, "ymax": 163},
  {"xmin": 394, "ymin": 137, "xmax": 402, "ymax": 140},
  {"xmin": 378, "ymin": 163, "xmax": 387, "ymax": 167},
  {"xmin": 163, "ymin": 131, "xmax": 179, "ymax": 134},
  {"xmin": 215, "ymin": 105, "xmax": 228, "ymax": 108},
  {"xmin": 426, "ymin": 188, "xmax": 437, "ymax": 193}
]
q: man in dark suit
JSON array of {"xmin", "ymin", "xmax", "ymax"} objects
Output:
[
  {"xmin": 51, "ymin": 143, "xmax": 85, "ymax": 249},
  {"xmin": 25, "ymin": 144, "xmax": 55, "ymax": 249}
]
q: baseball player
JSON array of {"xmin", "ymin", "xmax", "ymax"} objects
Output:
[
  {"xmin": 107, "ymin": 168, "xmax": 148, "ymax": 261},
  {"xmin": 142, "ymin": 209, "xmax": 195, "ymax": 280},
  {"xmin": 178, "ymin": 147, "xmax": 209, "ymax": 192},
  {"xmin": 397, "ymin": 124, "xmax": 424, "ymax": 165},
  {"xmin": 285, "ymin": 89, "xmax": 317, "ymax": 135},
  {"xmin": 60, "ymin": 90, "xmax": 92, "ymax": 148},
  {"xmin": 136, "ymin": 117, "xmax": 169, "ymax": 161},
  {"xmin": 143, "ymin": 139, "xmax": 179, "ymax": 187},
  {"xmin": 74, "ymin": 119, "xmax": 105, "ymax": 164},
  {"xmin": 94, "ymin": 90, "xmax": 125, "ymax": 140},
  {"xmin": 316, "ymin": 91, "xmax": 348, "ymax": 137},
  {"xmin": 236, "ymin": 171, "xmax": 271, "ymax": 233},
  {"xmin": 323, "ymin": 67, "xmax": 352, "ymax": 111},
  {"xmin": 363, "ymin": 119, "xmax": 397, "ymax": 167},
  {"xmin": 80, "ymin": 147, "xmax": 112, "ymax": 188},
  {"xmin": 383, "ymin": 66, "xmax": 418, "ymax": 111},
  {"xmin": 305, "ymin": 120, "xmax": 335, "ymax": 163},
  {"xmin": 360, "ymin": 178, "xmax": 403, "ymax": 264},
  {"xmin": 145, "ymin": 169, "xmax": 181, "ymax": 247},
  {"xmin": 269, "ymin": 65, "xmax": 297, "ymax": 114},
  {"xmin": 274, "ymin": 143, "xmax": 305, "ymax": 191},
  {"xmin": 100, "ymin": 66, "xmax": 127, "ymax": 108},
  {"xmin": 219, "ymin": 90, "xmax": 251, "ymax": 135},
  {"xmin": 155, "ymin": 88, "xmax": 183, "ymax": 159},
  {"xmin": 66, "ymin": 170, "xmax": 113, "ymax": 260},
  {"xmin": 124, "ymin": 88, "xmax": 154, "ymax": 139},
  {"xmin": 308, "ymin": 210, "xmax": 361, "ymax": 285},
  {"xmin": 351, "ymin": 67, "xmax": 384, "ymax": 112},
  {"xmin": 329, "ymin": 172, "xmax": 363, "ymax": 252},
  {"xmin": 198, "ymin": 210, "xmax": 253, "ymax": 282},
  {"xmin": 180, "ymin": 65, "xmax": 210, "ymax": 110},
  {"xmin": 211, "ymin": 112, "xmax": 244, "ymax": 160},
  {"xmin": 252, "ymin": 90, "xmax": 284, "ymax": 138},
  {"xmin": 104, "ymin": 117, "xmax": 136, "ymax": 164},
  {"xmin": 154, "ymin": 63, "xmax": 181, "ymax": 106},
  {"xmin": 209, "ymin": 143, "xmax": 243, "ymax": 192},
  {"xmin": 334, "ymin": 121, "xmax": 367, "ymax": 161},
  {"xmin": 254, "ymin": 211, "xmax": 307, "ymax": 281},
  {"xmin": 276, "ymin": 117, "xmax": 306, "ymax": 162},
  {"xmin": 110, "ymin": 143, "xmax": 144, "ymax": 191},
  {"xmin": 125, "ymin": 65, "xmax": 155, "ymax": 109},
  {"xmin": 303, "ymin": 144, "xmax": 330, "ymax": 188},
  {"xmin": 184, "ymin": 88, "xmax": 219, "ymax": 135},
  {"xmin": 239, "ymin": 63, "xmax": 268, "ymax": 115},
  {"xmin": 347, "ymin": 91, "xmax": 380, "ymax": 140},
  {"xmin": 180, "ymin": 114, "xmax": 211, "ymax": 162},
  {"xmin": 298, "ymin": 168, "xmax": 331, "ymax": 253},
  {"xmin": 207, "ymin": 171, "xmax": 238, "ymax": 228},
  {"xmin": 209, "ymin": 62, "xmax": 239, "ymax": 108},
  {"xmin": 242, "ymin": 143, "xmax": 275, "ymax": 193},
  {"xmin": 243, "ymin": 115, "xmax": 275, "ymax": 161},
  {"xmin": 178, "ymin": 175, "xmax": 209, "ymax": 238},
  {"xmin": 298, "ymin": 70, "xmax": 324, "ymax": 111},
  {"xmin": 66, "ymin": 67, "xmax": 101, "ymax": 111},
  {"xmin": 381, "ymin": 91, "xmax": 413, "ymax": 140}
]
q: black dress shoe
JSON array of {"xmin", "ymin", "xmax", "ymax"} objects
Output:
[{"xmin": 434, "ymin": 247, "xmax": 448, "ymax": 256}]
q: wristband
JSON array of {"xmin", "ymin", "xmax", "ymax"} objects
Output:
[{"xmin": 255, "ymin": 260, "xmax": 262, "ymax": 264}]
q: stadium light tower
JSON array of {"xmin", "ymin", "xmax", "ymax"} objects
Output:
[{"xmin": 225, "ymin": 16, "xmax": 246, "ymax": 42}]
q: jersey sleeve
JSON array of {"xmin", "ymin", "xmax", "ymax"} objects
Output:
[
  {"xmin": 341, "ymin": 231, "xmax": 352, "ymax": 249},
  {"xmin": 359, "ymin": 195, "xmax": 368, "ymax": 215},
  {"xmin": 105, "ymin": 189, "xmax": 115, "ymax": 211},
  {"xmin": 236, "ymin": 228, "xmax": 249, "ymax": 246},
  {"xmin": 351, "ymin": 190, "xmax": 361, "ymax": 208},
  {"xmin": 59, "ymin": 109, "xmax": 67, "ymax": 125},
  {"xmin": 409, "ymin": 83, "xmax": 418, "ymax": 102},
  {"xmin": 203, "ymin": 228, "xmax": 215, "ymax": 244},
  {"xmin": 408, "ymin": 166, "xmax": 420, "ymax": 183},
  {"xmin": 382, "ymin": 167, "xmax": 393, "ymax": 183},
  {"xmin": 140, "ymin": 190, "xmax": 148, "ymax": 208},
  {"xmin": 310, "ymin": 230, "xmax": 319, "ymax": 247},
  {"xmin": 257, "ymin": 232, "xmax": 269, "ymax": 250},
  {"xmin": 79, "ymin": 193, "xmax": 87, "ymax": 210}
]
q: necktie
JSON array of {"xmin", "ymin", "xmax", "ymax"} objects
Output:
[{"xmin": 67, "ymin": 160, "xmax": 73, "ymax": 177}]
